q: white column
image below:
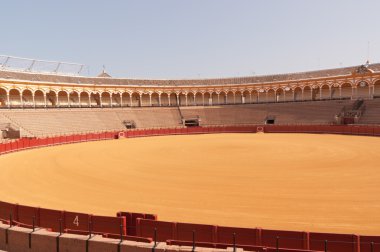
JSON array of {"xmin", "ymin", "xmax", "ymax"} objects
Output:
[
  {"xmin": 158, "ymin": 93, "xmax": 162, "ymax": 106},
  {"xmin": 100, "ymin": 94, "xmax": 103, "ymax": 107},
  {"xmin": 319, "ymin": 87, "xmax": 322, "ymax": 100},
  {"xmin": 176, "ymin": 94, "xmax": 179, "ymax": 106},
  {"xmin": 130, "ymin": 94, "xmax": 133, "ymax": 107},
  {"xmin": 339, "ymin": 87, "xmax": 342, "ymax": 99},
  {"xmin": 149, "ymin": 94, "xmax": 152, "ymax": 106},
  {"xmin": 249, "ymin": 92, "xmax": 252, "ymax": 103},
  {"xmin": 202, "ymin": 93, "xmax": 205, "ymax": 106},
  {"xmin": 168, "ymin": 94, "xmax": 171, "ymax": 106},
  {"xmin": 110, "ymin": 95, "xmax": 113, "ymax": 107},
  {"xmin": 139, "ymin": 94, "xmax": 142, "ymax": 107},
  {"xmin": 89, "ymin": 95, "xmax": 92, "ymax": 108},
  {"xmin": 78, "ymin": 94, "xmax": 81, "ymax": 107},
  {"xmin": 44, "ymin": 93, "xmax": 47, "ymax": 108},
  {"xmin": 32, "ymin": 94, "xmax": 35, "ymax": 108},
  {"xmin": 185, "ymin": 94, "xmax": 188, "ymax": 106},
  {"xmin": 120, "ymin": 93, "xmax": 123, "ymax": 107},
  {"xmin": 301, "ymin": 89, "xmax": 304, "ymax": 100},
  {"xmin": 7, "ymin": 92, "xmax": 10, "ymax": 108},
  {"xmin": 56, "ymin": 95, "xmax": 59, "ymax": 107},
  {"xmin": 20, "ymin": 93, "xmax": 23, "ymax": 108},
  {"xmin": 67, "ymin": 94, "xmax": 70, "ymax": 107},
  {"xmin": 217, "ymin": 94, "xmax": 220, "ymax": 104}
]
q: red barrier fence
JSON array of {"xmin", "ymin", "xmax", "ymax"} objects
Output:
[{"xmin": 1, "ymin": 124, "xmax": 380, "ymax": 251}]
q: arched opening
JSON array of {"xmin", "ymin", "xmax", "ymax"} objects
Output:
[
  {"xmin": 294, "ymin": 87, "xmax": 303, "ymax": 101},
  {"xmin": 140, "ymin": 93, "xmax": 150, "ymax": 106},
  {"xmin": 226, "ymin": 91, "xmax": 234, "ymax": 104},
  {"xmin": 211, "ymin": 92, "xmax": 218, "ymax": 105},
  {"xmin": 203, "ymin": 92, "xmax": 211, "ymax": 106},
  {"xmin": 303, "ymin": 86, "xmax": 312, "ymax": 101},
  {"xmin": 195, "ymin": 92, "xmax": 203, "ymax": 105},
  {"xmin": 90, "ymin": 93, "xmax": 101, "ymax": 107},
  {"xmin": 151, "ymin": 93, "xmax": 160, "ymax": 106},
  {"xmin": 46, "ymin": 91, "xmax": 57, "ymax": 107},
  {"xmin": 266, "ymin": 89, "xmax": 276, "ymax": 103},
  {"xmin": 356, "ymin": 81, "xmax": 369, "ymax": 99},
  {"xmin": 121, "ymin": 93, "xmax": 130, "ymax": 107},
  {"xmin": 69, "ymin": 91, "xmax": 79, "ymax": 107},
  {"xmin": 242, "ymin": 90, "xmax": 250, "ymax": 104},
  {"xmin": 257, "ymin": 90, "xmax": 265, "ymax": 103},
  {"xmin": 57, "ymin": 91, "xmax": 68, "ymax": 107},
  {"xmin": 331, "ymin": 85, "xmax": 340, "ymax": 100},
  {"xmin": 276, "ymin": 89, "xmax": 284, "ymax": 102},
  {"xmin": 112, "ymin": 93, "xmax": 121, "ymax": 107},
  {"xmin": 374, "ymin": 80, "xmax": 380, "ymax": 98},
  {"xmin": 131, "ymin": 93, "xmax": 140, "ymax": 107},
  {"xmin": 160, "ymin": 93, "xmax": 169, "ymax": 106},
  {"xmin": 219, "ymin": 91, "xmax": 227, "ymax": 104},
  {"xmin": 101, "ymin": 92, "xmax": 111, "ymax": 107},
  {"xmin": 340, "ymin": 83, "xmax": 352, "ymax": 99},
  {"xmin": 80, "ymin": 92, "xmax": 90, "ymax": 107},
  {"xmin": 251, "ymin": 90, "xmax": 259, "ymax": 103},
  {"xmin": 0, "ymin": 88, "xmax": 7, "ymax": 107},
  {"xmin": 177, "ymin": 93, "xmax": 185, "ymax": 106},
  {"xmin": 187, "ymin": 92, "xmax": 195, "ymax": 106},
  {"xmin": 9, "ymin": 89, "xmax": 21, "ymax": 107},
  {"xmin": 235, "ymin": 91, "xmax": 243, "ymax": 104},
  {"xmin": 320, "ymin": 85, "xmax": 331, "ymax": 100},
  {"xmin": 34, "ymin": 90, "xmax": 45, "ymax": 107},
  {"xmin": 22, "ymin": 89, "xmax": 33, "ymax": 107},
  {"xmin": 284, "ymin": 87, "xmax": 293, "ymax": 102},
  {"xmin": 169, "ymin": 93, "xmax": 177, "ymax": 106}
]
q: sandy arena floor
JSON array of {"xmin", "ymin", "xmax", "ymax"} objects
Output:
[{"xmin": 0, "ymin": 133, "xmax": 379, "ymax": 235}]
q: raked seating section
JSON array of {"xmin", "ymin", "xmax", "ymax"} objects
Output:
[{"xmin": 2, "ymin": 98, "xmax": 380, "ymax": 138}]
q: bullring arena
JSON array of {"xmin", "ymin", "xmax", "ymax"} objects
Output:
[{"xmin": 1, "ymin": 57, "xmax": 380, "ymax": 252}]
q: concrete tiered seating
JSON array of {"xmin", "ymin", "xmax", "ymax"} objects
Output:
[{"xmin": 359, "ymin": 99, "xmax": 380, "ymax": 124}]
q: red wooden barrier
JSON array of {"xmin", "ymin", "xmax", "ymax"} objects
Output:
[
  {"xmin": 64, "ymin": 211, "xmax": 91, "ymax": 232},
  {"xmin": 261, "ymin": 229, "xmax": 306, "ymax": 250},
  {"xmin": 176, "ymin": 222, "xmax": 216, "ymax": 243},
  {"xmin": 91, "ymin": 215, "xmax": 126, "ymax": 235},
  {"xmin": 137, "ymin": 219, "xmax": 175, "ymax": 242},
  {"xmin": 0, "ymin": 201, "xmax": 17, "ymax": 221},
  {"xmin": 360, "ymin": 235, "xmax": 380, "ymax": 252},
  {"xmin": 216, "ymin": 226, "xmax": 257, "ymax": 245},
  {"xmin": 17, "ymin": 205, "xmax": 39, "ymax": 226},
  {"xmin": 38, "ymin": 208, "xmax": 64, "ymax": 232},
  {"xmin": 0, "ymin": 143, "xmax": 5, "ymax": 154},
  {"xmin": 309, "ymin": 232, "xmax": 358, "ymax": 252}
]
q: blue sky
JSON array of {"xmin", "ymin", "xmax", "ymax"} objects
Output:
[{"xmin": 1, "ymin": 0, "xmax": 379, "ymax": 78}]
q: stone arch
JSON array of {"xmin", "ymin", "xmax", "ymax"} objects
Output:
[
  {"xmin": 293, "ymin": 87, "xmax": 303, "ymax": 101},
  {"xmin": 340, "ymin": 83, "xmax": 352, "ymax": 99},
  {"xmin": 131, "ymin": 92, "xmax": 140, "ymax": 107},
  {"xmin": 151, "ymin": 92, "xmax": 160, "ymax": 106},
  {"xmin": 121, "ymin": 92, "xmax": 130, "ymax": 107},
  {"xmin": 211, "ymin": 92, "xmax": 218, "ymax": 105},
  {"xmin": 22, "ymin": 89, "xmax": 34, "ymax": 107},
  {"xmin": 235, "ymin": 91, "xmax": 243, "ymax": 104},
  {"xmin": 160, "ymin": 92, "xmax": 169, "ymax": 106},
  {"xmin": 177, "ymin": 93, "xmax": 186, "ymax": 106},
  {"xmin": 303, "ymin": 86, "xmax": 312, "ymax": 101},
  {"xmin": 331, "ymin": 85, "xmax": 340, "ymax": 100},
  {"xmin": 111, "ymin": 93, "xmax": 121, "ymax": 107},
  {"xmin": 257, "ymin": 89, "xmax": 265, "ymax": 103},
  {"xmin": 101, "ymin": 92, "xmax": 111, "ymax": 107},
  {"xmin": 219, "ymin": 91, "xmax": 227, "ymax": 104},
  {"xmin": 320, "ymin": 84, "xmax": 331, "ymax": 100},
  {"xmin": 242, "ymin": 90, "xmax": 250, "ymax": 104},
  {"xmin": 204, "ymin": 92, "xmax": 211, "ymax": 106},
  {"xmin": 251, "ymin": 90, "xmax": 259, "ymax": 103},
  {"xmin": 226, "ymin": 91, "xmax": 234, "ymax": 104},
  {"xmin": 9, "ymin": 89, "xmax": 22, "ymax": 107},
  {"xmin": 69, "ymin": 91, "xmax": 79, "ymax": 107},
  {"xmin": 140, "ymin": 93, "xmax": 150, "ymax": 106},
  {"xmin": 169, "ymin": 93, "xmax": 177, "ymax": 106},
  {"xmin": 0, "ymin": 87, "xmax": 7, "ymax": 107},
  {"xmin": 194, "ymin": 92, "xmax": 203, "ymax": 105},
  {"xmin": 266, "ymin": 89, "xmax": 276, "ymax": 103},
  {"xmin": 79, "ymin": 92, "xmax": 90, "ymax": 107},
  {"xmin": 374, "ymin": 80, "xmax": 380, "ymax": 98},
  {"xmin": 276, "ymin": 88, "xmax": 285, "ymax": 102},
  {"xmin": 46, "ymin": 90, "xmax": 57, "ymax": 107},
  {"xmin": 90, "ymin": 92, "xmax": 101, "ymax": 107},
  {"xmin": 356, "ymin": 80, "xmax": 370, "ymax": 99},
  {"xmin": 57, "ymin": 91, "xmax": 69, "ymax": 107},
  {"xmin": 186, "ymin": 92, "xmax": 196, "ymax": 106},
  {"xmin": 34, "ymin": 90, "xmax": 45, "ymax": 107}
]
